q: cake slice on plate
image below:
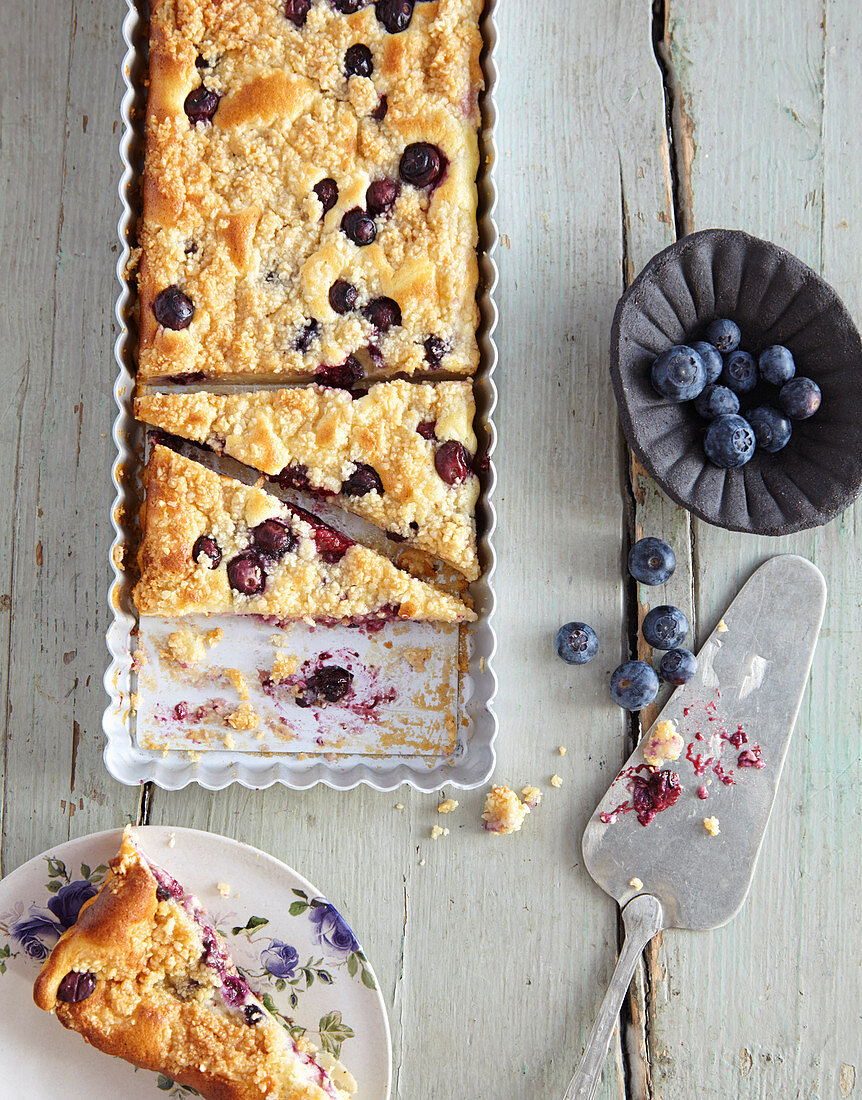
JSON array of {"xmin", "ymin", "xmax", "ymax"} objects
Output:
[
  {"xmin": 135, "ymin": 381, "xmax": 482, "ymax": 579},
  {"xmin": 34, "ymin": 828, "xmax": 355, "ymax": 1100},
  {"xmin": 133, "ymin": 445, "xmax": 475, "ymax": 623}
]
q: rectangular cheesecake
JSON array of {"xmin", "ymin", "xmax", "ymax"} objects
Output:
[{"xmin": 138, "ymin": 0, "xmax": 484, "ymax": 385}]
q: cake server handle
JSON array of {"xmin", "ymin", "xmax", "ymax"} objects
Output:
[{"xmin": 562, "ymin": 894, "xmax": 664, "ymax": 1100}]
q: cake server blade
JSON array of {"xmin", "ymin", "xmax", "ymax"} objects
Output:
[{"xmin": 564, "ymin": 554, "xmax": 826, "ymax": 1100}]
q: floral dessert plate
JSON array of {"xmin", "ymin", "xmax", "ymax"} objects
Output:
[{"xmin": 0, "ymin": 825, "xmax": 390, "ymax": 1100}]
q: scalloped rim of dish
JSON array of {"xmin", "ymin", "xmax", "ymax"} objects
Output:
[{"xmin": 103, "ymin": 0, "xmax": 500, "ymax": 792}]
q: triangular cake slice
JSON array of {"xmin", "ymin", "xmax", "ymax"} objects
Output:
[
  {"xmin": 135, "ymin": 382, "xmax": 482, "ymax": 580},
  {"xmin": 34, "ymin": 828, "xmax": 355, "ymax": 1099},
  {"xmin": 133, "ymin": 445, "xmax": 475, "ymax": 624}
]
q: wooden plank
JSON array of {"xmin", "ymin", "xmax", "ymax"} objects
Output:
[
  {"xmin": 0, "ymin": 0, "xmax": 142, "ymax": 873},
  {"xmin": 645, "ymin": 1, "xmax": 862, "ymax": 1096}
]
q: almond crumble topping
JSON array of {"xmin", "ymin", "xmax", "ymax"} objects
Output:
[
  {"xmin": 437, "ymin": 798, "xmax": 458, "ymax": 813},
  {"xmin": 629, "ymin": 877, "xmax": 644, "ymax": 890},
  {"xmin": 226, "ymin": 701, "xmax": 260, "ymax": 731},
  {"xmin": 703, "ymin": 816, "xmax": 721, "ymax": 836},
  {"xmin": 549, "ymin": 774, "xmax": 563, "ymax": 788},
  {"xmin": 216, "ymin": 881, "xmax": 231, "ymax": 898},
  {"xmin": 642, "ymin": 719, "xmax": 684, "ymax": 767},
  {"xmin": 481, "ymin": 786, "xmax": 531, "ymax": 835},
  {"xmin": 520, "ymin": 786, "xmax": 542, "ymax": 808},
  {"xmin": 226, "ymin": 668, "xmax": 250, "ymax": 699},
  {"xmin": 717, "ymin": 619, "xmax": 729, "ymax": 633},
  {"xmin": 430, "ymin": 825, "xmax": 449, "ymax": 839},
  {"xmin": 272, "ymin": 651, "xmax": 300, "ymax": 681}
]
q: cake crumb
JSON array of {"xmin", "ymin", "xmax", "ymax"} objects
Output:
[
  {"xmin": 186, "ymin": 749, "xmax": 202, "ymax": 763},
  {"xmin": 642, "ymin": 719, "xmax": 684, "ymax": 767},
  {"xmin": 703, "ymin": 816, "xmax": 720, "ymax": 836},
  {"xmin": 272, "ymin": 651, "xmax": 300, "ymax": 681},
  {"xmin": 205, "ymin": 628, "xmax": 224, "ymax": 646},
  {"xmin": 481, "ymin": 786, "xmax": 531, "ymax": 835},
  {"xmin": 437, "ymin": 798, "xmax": 459, "ymax": 814},
  {"xmin": 402, "ymin": 647, "xmax": 431, "ymax": 672},
  {"xmin": 226, "ymin": 702, "xmax": 260, "ymax": 731},
  {"xmin": 521, "ymin": 786, "xmax": 543, "ymax": 808},
  {"xmin": 131, "ymin": 648, "xmax": 147, "ymax": 672},
  {"xmin": 163, "ymin": 627, "xmax": 207, "ymax": 667},
  {"xmin": 629, "ymin": 877, "xmax": 643, "ymax": 890},
  {"xmin": 717, "ymin": 619, "xmax": 729, "ymax": 633},
  {"xmin": 430, "ymin": 825, "xmax": 449, "ymax": 840},
  {"xmin": 129, "ymin": 692, "xmax": 139, "ymax": 714},
  {"xmin": 550, "ymin": 774, "xmax": 563, "ymax": 788},
  {"xmin": 395, "ymin": 803, "xmax": 404, "ymax": 811},
  {"xmin": 557, "ymin": 746, "xmax": 567, "ymax": 756},
  {"xmin": 216, "ymin": 881, "xmax": 231, "ymax": 898},
  {"xmin": 226, "ymin": 668, "xmax": 249, "ymax": 700},
  {"xmin": 223, "ymin": 731, "xmax": 237, "ymax": 750},
  {"xmin": 168, "ymin": 832, "xmax": 176, "ymax": 848},
  {"xmin": 418, "ymin": 859, "xmax": 426, "ymax": 866}
]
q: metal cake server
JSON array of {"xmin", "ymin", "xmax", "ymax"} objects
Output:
[{"xmin": 564, "ymin": 554, "xmax": 827, "ymax": 1100}]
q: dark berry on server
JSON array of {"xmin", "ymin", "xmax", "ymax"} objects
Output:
[
  {"xmin": 610, "ymin": 661, "xmax": 659, "ymax": 711},
  {"xmin": 341, "ymin": 207, "xmax": 376, "ymax": 245},
  {"xmin": 747, "ymin": 405, "xmax": 792, "ymax": 453},
  {"xmin": 703, "ymin": 318, "xmax": 741, "ymax": 353},
  {"xmin": 345, "ymin": 44, "xmax": 374, "ymax": 77},
  {"xmin": 650, "ymin": 345, "xmax": 707, "ymax": 401},
  {"xmin": 628, "ymin": 537, "xmax": 676, "ymax": 585},
  {"xmin": 758, "ymin": 344, "xmax": 796, "ymax": 385},
  {"xmin": 779, "ymin": 377, "xmax": 821, "ymax": 419},
  {"xmin": 693, "ymin": 383, "xmax": 740, "ymax": 420},
  {"xmin": 309, "ymin": 665, "xmax": 353, "ymax": 702},
  {"xmin": 554, "ymin": 622, "xmax": 599, "ymax": 665},
  {"xmin": 399, "ymin": 142, "xmax": 446, "ymax": 188},
  {"xmin": 720, "ymin": 349, "xmax": 757, "ymax": 395},
  {"xmin": 659, "ymin": 648, "xmax": 697, "ymax": 685},
  {"xmin": 642, "ymin": 605, "xmax": 689, "ymax": 650},
  {"xmin": 153, "ymin": 286, "xmax": 194, "ymax": 330},
  {"xmin": 704, "ymin": 413, "xmax": 756, "ymax": 468},
  {"xmin": 691, "ymin": 341, "xmax": 724, "ymax": 384}
]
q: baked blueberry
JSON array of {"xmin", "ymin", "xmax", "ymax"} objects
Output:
[
  {"xmin": 416, "ymin": 420, "xmax": 437, "ymax": 439},
  {"xmin": 313, "ymin": 178, "xmax": 338, "ymax": 217},
  {"xmin": 315, "ymin": 356, "xmax": 364, "ymax": 389},
  {"xmin": 153, "ymin": 286, "xmax": 194, "ymax": 330},
  {"xmin": 362, "ymin": 297, "xmax": 401, "ymax": 331},
  {"xmin": 342, "ymin": 463, "xmax": 384, "ymax": 496},
  {"xmin": 345, "ymin": 43, "xmax": 373, "ymax": 77},
  {"xmin": 650, "ymin": 345, "xmax": 707, "ymax": 401},
  {"xmin": 333, "ymin": 0, "xmax": 366, "ymax": 8},
  {"xmin": 244, "ymin": 1004, "xmax": 264, "ymax": 1026},
  {"xmin": 183, "ymin": 86, "xmax": 220, "ymax": 125},
  {"xmin": 276, "ymin": 464, "xmax": 311, "ymax": 491},
  {"xmin": 659, "ymin": 648, "xmax": 697, "ymax": 685},
  {"xmin": 329, "ymin": 279, "xmax": 358, "ymax": 314},
  {"xmin": 371, "ymin": 94, "xmax": 388, "ymax": 120},
  {"xmin": 747, "ymin": 405, "xmax": 792, "ymax": 452},
  {"xmin": 693, "ymin": 383, "xmax": 740, "ymax": 420},
  {"xmin": 434, "ymin": 441, "xmax": 472, "ymax": 485},
  {"xmin": 375, "ymin": 0, "xmax": 413, "ymax": 32},
  {"xmin": 758, "ymin": 344, "xmax": 796, "ymax": 385},
  {"xmin": 56, "ymin": 972, "xmax": 97, "ymax": 1004},
  {"xmin": 691, "ymin": 340, "xmax": 724, "ymax": 384},
  {"xmin": 720, "ymin": 349, "xmax": 757, "ymax": 394},
  {"xmin": 284, "ymin": 0, "xmax": 311, "ymax": 25},
  {"xmin": 609, "ymin": 661, "xmax": 659, "ymax": 711},
  {"xmin": 399, "ymin": 142, "xmax": 446, "ymax": 188},
  {"xmin": 227, "ymin": 552, "xmax": 266, "ymax": 596},
  {"xmin": 704, "ymin": 414, "xmax": 756, "ymax": 468},
  {"xmin": 424, "ymin": 335, "xmax": 449, "ymax": 366},
  {"xmin": 703, "ymin": 318, "xmax": 741, "ymax": 353},
  {"xmin": 310, "ymin": 665, "xmax": 353, "ymax": 702},
  {"xmin": 341, "ymin": 207, "xmax": 376, "ymax": 245},
  {"xmin": 554, "ymin": 622, "xmax": 599, "ymax": 665},
  {"xmin": 192, "ymin": 535, "xmax": 222, "ymax": 569},
  {"xmin": 294, "ymin": 318, "xmax": 320, "ymax": 352},
  {"xmin": 642, "ymin": 604, "xmax": 689, "ymax": 650},
  {"xmin": 366, "ymin": 178, "xmax": 399, "ymax": 216},
  {"xmin": 628, "ymin": 537, "xmax": 676, "ymax": 585},
  {"xmin": 779, "ymin": 377, "xmax": 821, "ymax": 419},
  {"xmin": 252, "ymin": 518, "xmax": 298, "ymax": 558}
]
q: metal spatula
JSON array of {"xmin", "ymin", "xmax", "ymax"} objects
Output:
[{"xmin": 564, "ymin": 555, "xmax": 827, "ymax": 1100}]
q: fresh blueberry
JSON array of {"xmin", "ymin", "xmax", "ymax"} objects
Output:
[
  {"xmin": 747, "ymin": 405, "xmax": 792, "ymax": 453},
  {"xmin": 720, "ymin": 349, "xmax": 757, "ymax": 395},
  {"xmin": 609, "ymin": 661, "xmax": 659, "ymax": 711},
  {"xmin": 703, "ymin": 318, "xmax": 741, "ymax": 353},
  {"xmin": 192, "ymin": 535, "xmax": 221, "ymax": 569},
  {"xmin": 703, "ymin": 413, "xmax": 756, "ymax": 468},
  {"xmin": 329, "ymin": 279, "xmax": 358, "ymax": 314},
  {"xmin": 227, "ymin": 552, "xmax": 266, "ymax": 596},
  {"xmin": 362, "ymin": 296, "xmax": 401, "ymax": 331},
  {"xmin": 642, "ymin": 604, "xmax": 689, "ymax": 650},
  {"xmin": 315, "ymin": 356, "xmax": 364, "ymax": 390},
  {"xmin": 650, "ymin": 345, "xmax": 707, "ymax": 401},
  {"xmin": 628, "ymin": 537, "xmax": 676, "ymax": 585},
  {"xmin": 341, "ymin": 207, "xmax": 376, "ymax": 246},
  {"xmin": 424, "ymin": 335, "xmax": 449, "ymax": 366},
  {"xmin": 342, "ymin": 463, "xmax": 384, "ymax": 496},
  {"xmin": 314, "ymin": 178, "xmax": 338, "ymax": 217},
  {"xmin": 375, "ymin": 0, "xmax": 413, "ymax": 33},
  {"xmin": 252, "ymin": 518, "xmax": 298, "ymax": 558},
  {"xmin": 284, "ymin": 0, "xmax": 311, "ymax": 25},
  {"xmin": 554, "ymin": 622, "xmax": 599, "ymax": 665},
  {"xmin": 758, "ymin": 344, "xmax": 796, "ymax": 385},
  {"xmin": 434, "ymin": 441, "xmax": 473, "ymax": 485},
  {"xmin": 153, "ymin": 286, "xmax": 194, "ymax": 330},
  {"xmin": 659, "ymin": 648, "xmax": 697, "ymax": 685},
  {"xmin": 183, "ymin": 85, "xmax": 220, "ymax": 125},
  {"xmin": 779, "ymin": 377, "xmax": 821, "ymax": 419},
  {"xmin": 56, "ymin": 971, "xmax": 97, "ymax": 1004},
  {"xmin": 693, "ymin": 383, "xmax": 740, "ymax": 420},
  {"xmin": 345, "ymin": 43, "xmax": 373, "ymax": 77},
  {"xmin": 294, "ymin": 318, "xmax": 320, "ymax": 352},
  {"xmin": 399, "ymin": 142, "xmax": 446, "ymax": 188},
  {"xmin": 691, "ymin": 341, "xmax": 724, "ymax": 384},
  {"xmin": 366, "ymin": 178, "xmax": 399, "ymax": 216}
]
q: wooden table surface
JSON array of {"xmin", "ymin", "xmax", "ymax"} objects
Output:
[{"xmin": 1, "ymin": 1, "xmax": 859, "ymax": 1097}]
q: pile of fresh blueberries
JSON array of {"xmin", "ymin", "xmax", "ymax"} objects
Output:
[
  {"xmin": 650, "ymin": 319, "xmax": 822, "ymax": 468},
  {"xmin": 554, "ymin": 537, "xmax": 697, "ymax": 711}
]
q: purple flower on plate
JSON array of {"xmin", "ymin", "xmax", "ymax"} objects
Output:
[
  {"xmin": 309, "ymin": 903, "xmax": 359, "ymax": 958},
  {"xmin": 12, "ymin": 908, "xmax": 61, "ymax": 960},
  {"xmin": 47, "ymin": 881, "xmax": 98, "ymax": 931},
  {"xmin": 262, "ymin": 940, "xmax": 299, "ymax": 980}
]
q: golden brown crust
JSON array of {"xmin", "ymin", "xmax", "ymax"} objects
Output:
[
  {"xmin": 133, "ymin": 445, "xmax": 475, "ymax": 622},
  {"xmin": 34, "ymin": 830, "xmax": 348, "ymax": 1100},
  {"xmin": 138, "ymin": 0, "xmax": 483, "ymax": 384},
  {"xmin": 135, "ymin": 380, "xmax": 480, "ymax": 578}
]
